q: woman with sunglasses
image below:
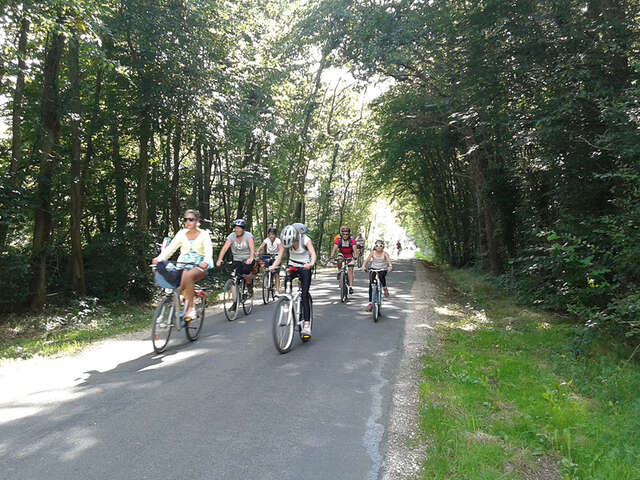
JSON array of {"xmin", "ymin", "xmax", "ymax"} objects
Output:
[
  {"xmin": 360, "ymin": 240, "xmax": 392, "ymax": 312},
  {"xmin": 152, "ymin": 209, "xmax": 213, "ymax": 320}
]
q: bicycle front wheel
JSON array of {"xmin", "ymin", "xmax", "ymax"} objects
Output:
[
  {"xmin": 371, "ymin": 284, "xmax": 379, "ymax": 323},
  {"xmin": 262, "ymin": 272, "xmax": 271, "ymax": 304},
  {"xmin": 242, "ymin": 281, "xmax": 254, "ymax": 314},
  {"xmin": 223, "ymin": 279, "xmax": 238, "ymax": 321},
  {"xmin": 340, "ymin": 272, "xmax": 348, "ymax": 303},
  {"xmin": 273, "ymin": 297, "xmax": 294, "ymax": 353},
  {"xmin": 186, "ymin": 294, "xmax": 206, "ymax": 341},
  {"xmin": 151, "ymin": 296, "xmax": 174, "ymax": 353}
]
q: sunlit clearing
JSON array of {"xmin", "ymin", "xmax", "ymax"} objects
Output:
[{"xmin": 368, "ymin": 198, "xmax": 413, "ymax": 257}]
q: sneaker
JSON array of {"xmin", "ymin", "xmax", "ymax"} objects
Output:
[
  {"xmin": 184, "ymin": 308, "xmax": 196, "ymax": 320},
  {"xmin": 301, "ymin": 322, "xmax": 312, "ymax": 337},
  {"xmin": 383, "ymin": 288, "xmax": 389, "ymax": 297},
  {"xmin": 349, "ymin": 287, "xmax": 354, "ymax": 294},
  {"xmin": 366, "ymin": 303, "xmax": 372, "ymax": 312}
]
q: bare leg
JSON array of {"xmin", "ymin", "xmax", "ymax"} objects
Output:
[
  {"xmin": 348, "ymin": 265, "xmax": 354, "ymax": 286},
  {"xmin": 181, "ymin": 269, "xmax": 206, "ymax": 314}
]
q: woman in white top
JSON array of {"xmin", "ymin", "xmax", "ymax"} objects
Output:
[
  {"xmin": 361, "ymin": 239, "xmax": 392, "ymax": 311},
  {"xmin": 152, "ymin": 209, "xmax": 213, "ymax": 319},
  {"xmin": 257, "ymin": 227, "xmax": 284, "ymax": 292},
  {"xmin": 270, "ymin": 223, "xmax": 316, "ymax": 337}
]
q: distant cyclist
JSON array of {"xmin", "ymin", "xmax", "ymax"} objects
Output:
[
  {"xmin": 257, "ymin": 227, "xmax": 284, "ymax": 292},
  {"xmin": 270, "ymin": 223, "xmax": 317, "ymax": 338},
  {"xmin": 355, "ymin": 232, "xmax": 366, "ymax": 258},
  {"xmin": 331, "ymin": 226, "xmax": 358, "ymax": 294},
  {"xmin": 396, "ymin": 240, "xmax": 402, "ymax": 256},
  {"xmin": 361, "ymin": 240, "xmax": 392, "ymax": 311},
  {"xmin": 152, "ymin": 209, "xmax": 213, "ymax": 320},
  {"xmin": 216, "ymin": 219, "xmax": 256, "ymax": 301}
]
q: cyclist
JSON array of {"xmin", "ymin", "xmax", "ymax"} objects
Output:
[
  {"xmin": 355, "ymin": 232, "xmax": 366, "ymax": 260},
  {"xmin": 257, "ymin": 227, "xmax": 284, "ymax": 292},
  {"xmin": 152, "ymin": 209, "xmax": 213, "ymax": 320},
  {"xmin": 331, "ymin": 226, "xmax": 358, "ymax": 294},
  {"xmin": 270, "ymin": 223, "xmax": 316, "ymax": 338},
  {"xmin": 361, "ymin": 239, "xmax": 393, "ymax": 311},
  {"xmin": 216, "ymin": 219, "xmax": 256, "ymax": 308},
  {"xmin": 396, "ymin": 240, "xmax": 402, "ymax": 256}
]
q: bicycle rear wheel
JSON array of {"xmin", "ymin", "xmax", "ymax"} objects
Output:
[
  {"xmin": 272, "ymin": 297, "xmax": 294, "ymax": 353},
  {"xmin": 151, "ymin": 296, "xmax": 174, "ymax": 353},
  {"xmin": 185, "ymin": 293, "xmax": 206, "ymax": 341},
  {"xmin": 357, "ymin": 254, "xmax": 363, "ymax": 269},
  {"xmin": 223, "ymin": 279, "xmax": 238, "ymax": 321},
  {"xmin": 301, "ymin": 296, "xmax": 313, "ymax": 343}
]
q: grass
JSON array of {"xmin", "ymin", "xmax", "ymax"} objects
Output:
[
  {"xmin": 419, "ymin": 266, "xmax": 640, "ymax": 480},
  {"xmin": 0, "ymin": 298, "xmax": 152, "ymax": 361}
]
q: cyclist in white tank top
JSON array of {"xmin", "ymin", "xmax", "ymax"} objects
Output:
[
  {"xmin": 270, "ymin": 224, "xmax": 316, "ymax": 337},
  {"xmin": 360, "ymin": 239, "xmax": 393, "ymax": 311},
  {"xmin": 257, "ymin": 227, "xmax": 284, "ymax": 292}
]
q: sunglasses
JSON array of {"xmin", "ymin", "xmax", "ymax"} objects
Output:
[
  {"xmin": 183, "ymin": 217, "xmax": 196, "ymax": 222},
  {"xmin": 375, "ymin": 244, "xmax": 384, "ymax": 248}
]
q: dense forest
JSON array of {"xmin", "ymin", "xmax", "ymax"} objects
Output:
[{"xmin": 1, "ymin": 0, "xmax": 639, "ymax": 343}]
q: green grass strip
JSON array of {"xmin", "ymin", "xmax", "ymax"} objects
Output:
[{"xmin": 419, "ymin": 267, "xmax": 640, "ymax": 480}]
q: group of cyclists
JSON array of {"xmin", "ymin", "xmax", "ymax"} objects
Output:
[{"xmin": 152, "ymin": 209, "xmax": 394, "ymax": 339}]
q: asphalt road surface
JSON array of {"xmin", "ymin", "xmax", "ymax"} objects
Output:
[{"xmin": 0, "ymin": 260, "xmax": 418, "ymax": 480}]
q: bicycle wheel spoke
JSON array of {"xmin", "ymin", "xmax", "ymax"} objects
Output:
[{"xmin": 151, "ymin": 297, "xmax": 174, "ymax": 353}]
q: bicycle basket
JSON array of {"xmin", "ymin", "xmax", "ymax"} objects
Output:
[{"xmin": 154, "ymin": 272, "xmax": 178, "ymax": 290}]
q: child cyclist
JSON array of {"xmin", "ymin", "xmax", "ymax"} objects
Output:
[
  {"xmin": 361, "ymin": 239, "xmax": 393, "ymax": 311},
  {"xmin": 270, "ymin": 223, "xmax": 316, "ymax": 338},
  {"xmin": 257, "ymin": 227, "xmax": 284, "ymax": 292}
]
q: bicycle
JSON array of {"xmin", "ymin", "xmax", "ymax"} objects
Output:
[
  {"xmin": 150, "ymin": 262, "xmax": 207, "ymax": 353},
  {"xmin": 334, "ymin": 254, "xmax": 352, "ymax": 303},
  {"xmin": 222, "ymin": 263, "xmax": 254, "ymax": 321},
  {"xmin": 367, "ymin": 267, "xmax": 387, "ymax": 323},
  {"xmin": 272, "ymin": 269, "xmax": 314, "ymax": 354},
  {"xmin": 259, "ymin": 255, "xmax": 279, "ymax": 304},
  {"xmin": 356, "ymin": 245, "xmax": 365, "ymax": 268}
]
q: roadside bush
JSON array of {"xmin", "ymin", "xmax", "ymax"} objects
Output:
[
  {"xmin": 84, "ymin": 228, "xmax": 155, "ymax": 302},
  {"xmin": 0, "ymin": 249, "xmax": 31, "ymax": 314}
]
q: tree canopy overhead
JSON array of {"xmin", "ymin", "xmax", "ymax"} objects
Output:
[{"xmin": 1, "ymin": 0, "xmax": 639, "ymax": 342}]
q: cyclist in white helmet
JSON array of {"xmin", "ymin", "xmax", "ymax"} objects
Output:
[{"xmin": 270, "ymin": 223, "xmax": 316, "ymax": 338}]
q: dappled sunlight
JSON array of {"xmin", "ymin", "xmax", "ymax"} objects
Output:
[
  {"xmin": 138, "ymin": 348, "xmax": 208, "ymax": 372},
  {"xmin": 434, "ymin": 302, "xmax": 491, "ymax": 332}
]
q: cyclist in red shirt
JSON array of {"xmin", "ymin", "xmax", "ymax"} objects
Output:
[{"xmin": 331, "ymin": 226, "xmax": 358, "ymax": 294}]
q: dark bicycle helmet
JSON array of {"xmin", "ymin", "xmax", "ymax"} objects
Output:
[
  {"xmin": 340, "ymin": 226, "xmax": 351, "ymax": 234},
  {"xmin": 233, "ymin": 219, "xmax": 246, "ymax": 228},
  {"xmin": 267, "ymin": 227, "xmax": 277, "ymax": 234}
]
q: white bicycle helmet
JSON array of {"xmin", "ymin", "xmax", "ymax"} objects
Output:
[{"xmin": 281, "ymin": 224, "xmax": 297, "ymax": 248}]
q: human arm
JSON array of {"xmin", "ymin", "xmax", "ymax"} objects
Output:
[
  {"xmin": 246, "ymin": 236, "xmax": 255, "ymax": 264},
  {"xmin": 256, "ymin": 240, "xmax": 266, "ymax": 255},
  {"xmin": 199, "ymin": 231, "xmax": 214, "ymax": 269},
  {"xmin": 330, "ymin": 242, "xmax": 338, "ymax": 258},
  {"xmin": 216, "ymin": 239, "xmax": 232, "ymax": 267},
  {"xmin": 303, "ymin": 238, "xmax": 316, "ymax": 270},
  {"xmin": 153, "ymin": 230, "xmax": 184, "ymax": 263},
  {"xmin": 361, "ymin": 252, "xmax": 373, "ymax": 272}
]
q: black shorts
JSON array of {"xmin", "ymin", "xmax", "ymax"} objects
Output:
[{"xmin": 233, "ymin": 260, "xmax": 255, "ymax": 276}]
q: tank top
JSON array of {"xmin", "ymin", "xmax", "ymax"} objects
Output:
[
  {"xmin": 370, "ymin": 253, "xmax": 387, "ymax": 270},
  {"xmin": 228, "ymin": 232, "xmax": 253, "ymax": 261},
  {"xmin": 263, "ymin": 237, "xmax": 281, "ymax": 255},
  {"xmin": 288, "ymin": 234, "xmax": 311, "ymax": 266}
]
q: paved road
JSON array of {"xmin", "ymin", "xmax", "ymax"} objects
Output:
[{"xmin": 0, "ymin": 260, "xmax": 418, "ymax": 480}]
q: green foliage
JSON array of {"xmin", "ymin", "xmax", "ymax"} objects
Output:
[
  {"xmin": 84, "ymin": 228, "xmax": 155, "ymax": 302},
  {"xmin": 0, "ymin": 249, "xmax": 32, "ymax": 313},
  {"xmin": 423, "ymin": 266, "xmax": 640, "ymax": 480}
]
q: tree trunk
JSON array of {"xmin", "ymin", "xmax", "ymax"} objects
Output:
[
  {"xmin": 0, "ymin": 12, "xmax": 29, "ymax": 250},
  {"xmin": 30, "ymin": 26, "xmax": 65, "ymax": 311},
  {"xmin": 112, "ymin": 116, "xmax": 126, "ymax": 230},
  {"xmin": 201, "ymin": 144, "xmax": 213, "ymax": 222},
  {"xmin": 136, "ymin": 115, "xmax": 151, "ymax": 232},
  {"xmin": 69, "ymin": 33, "xmax": 86, "ymax": 296},
  {"xmin": 262, "ymin": 187, "xmax": 268, "ymax": 239},
  {"xmin": 171, "ymin": 119, "xmax": 182, "ymax": 234},
  {"xmin": 316, "ymin": 142, "xmax": 339, "ymax": 255}
]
